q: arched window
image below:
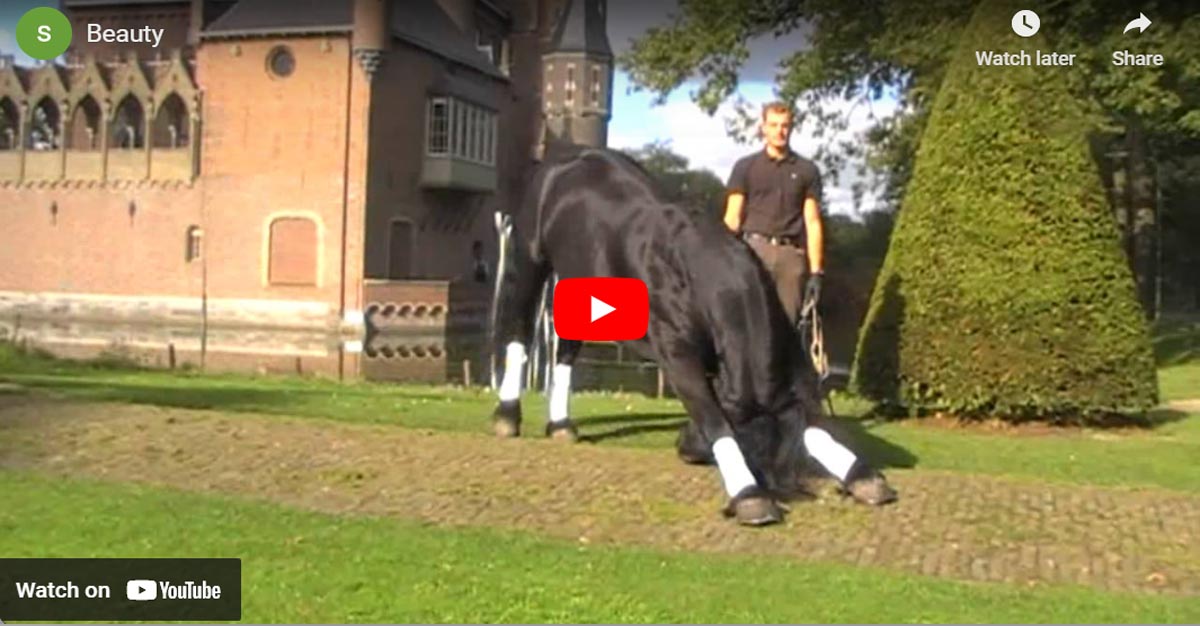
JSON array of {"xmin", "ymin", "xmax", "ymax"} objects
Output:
[
  {"xmin": 0, "ymin": 97, "xmax": 17, "ymax": 151},
  {"xmin": 69, "ymin": 95, "xmax": 101, "ymax": 150},
  {"xmin": 153, "ymin": 93, "xmax": 188, "ymax": 149},
  {"xmin": 185, "ymin": 225, "xmax": 203, "ymax": 262},
  {"xmin": 268, "ymin": 217, "xmax": 318, "ymax": 286},
  {"xmin": 29, "ymin": 97, "xmax": 60, "ymax": 151},
  {"xmin": 110, "ymin": 95, "xmax": 145, "ymax": 149}
]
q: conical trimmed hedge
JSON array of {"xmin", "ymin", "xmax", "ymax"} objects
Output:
[{"xmin": 853, "ymin": 0, "xmax": 1157, "ymax": 419}]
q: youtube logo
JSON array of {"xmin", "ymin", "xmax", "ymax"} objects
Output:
[{"xmin": 553, "ymin": 277, "xmax": 648, "ymax": 341}]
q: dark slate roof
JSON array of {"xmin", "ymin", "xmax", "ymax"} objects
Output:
[
  {"xmin": 394, "ymin": 0, "xmax": 505, "ymax": 80},
  {"xmin": 63, "ymin": 0, "xmax": 186, "ymax": 6},
  {"xmin": 200, "ymin": 0, "xmax": 503, "ymax": 80},
  {"xmin": 550, "ymin": 0, "xmax": 611, "ymax": 59},
  {"xmin": 202, "ymin": 0, "xmax": 353, "ymax": 37}
]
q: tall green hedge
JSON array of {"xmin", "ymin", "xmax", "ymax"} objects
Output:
[{"xmin": 853, "ymin": 0, "xmax": 1158, "ymax": 419}]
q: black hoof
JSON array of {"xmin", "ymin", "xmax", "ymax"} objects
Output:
[
  {"xmin": 492, "ymin": 401, "xmax": 521, "ymax": 438},
  {"xmin": 545, "ymin": 419, "xmax": 580, "ymax": 442},
  {"xmin": 676, "ymin": 422, "xmax": 714, "ymax": 465},
  {"xmin": 840, "ymin": 466, "xmax": 898, "ymax": 506},
  {"xmin": 722, "ymin": 486, "xmax": 785, "ymax": 527}
]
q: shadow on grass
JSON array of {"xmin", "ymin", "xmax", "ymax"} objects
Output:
[
  {"xmin": 819, "ymin": 415, "xmax": 919, "ymax": 470},
  {"xmin": 5, "ymin": 375, "xmax": 465, "ymax": 416},
  {"xmin": 1154, "ymin": 316, "xmax": 1200, "ymax": 366},
  {"xmin": 576, "ymin": 413, "xmax": 689, "ymax": 444}
]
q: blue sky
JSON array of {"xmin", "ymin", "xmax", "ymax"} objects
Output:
[
  {"xmin": 0, "ymin": 1, "xmax": 896, "ymax": 214},
  {"xmin": 0, "ymin": 0, "xmax": 54, "ymax": 62}
]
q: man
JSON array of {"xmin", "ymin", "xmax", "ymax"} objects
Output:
[
  {"xmin": 724, "ymin": 102, "xmax": 824, "ymax": 326},
  {"xmin": 470, "ymin": 240, "xmax": 490, "ymax": 284}
]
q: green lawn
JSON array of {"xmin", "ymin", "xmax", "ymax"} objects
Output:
[
  {"xmin": 3, "ymin": 471, "xmax": 1197, "ymax": 624},
  {"xmin": 3, "ymin": 342, "xmax": 1200, "ymax": 493}
]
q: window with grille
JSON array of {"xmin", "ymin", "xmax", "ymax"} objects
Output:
[{"xmin": 425, "ymin": 96, "xmax": 498, "ymax": 166}]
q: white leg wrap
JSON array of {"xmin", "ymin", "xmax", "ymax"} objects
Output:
[
  {"xmin": 548, "ymin": 364, "xmax": 572, "ymax": 423},
  {"xmin": 712, "ymin": 436, "xmax": 757, "ymax": 498},
  {"xmin": 804, "ymin": 426, "xmax": 857, "ymax": 482},
  {"xmin": 498, "ymin": 342, "xmax": 525, "ymax": 402}
]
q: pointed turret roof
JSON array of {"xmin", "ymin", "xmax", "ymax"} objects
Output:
[{"xmin": 550, "ymin": 0, "xmax": 611, "ymax": 60}]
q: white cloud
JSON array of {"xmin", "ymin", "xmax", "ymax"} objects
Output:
[{"xmin": 610, "ymin": 78, "xmax": 899, "ymax": 216}]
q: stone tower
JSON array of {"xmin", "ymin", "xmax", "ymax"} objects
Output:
[{"xmin": 542, "ymin": 0, "xmax": 612, "ymax": 148}]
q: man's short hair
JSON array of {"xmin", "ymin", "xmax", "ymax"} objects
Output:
[{"xmin": 761, "ymin": 101, "xmax": 793, "ymax": 120}]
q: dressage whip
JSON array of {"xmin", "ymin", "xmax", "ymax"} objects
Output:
[{"xmin": 489, "ymin": 211, "xmax": 513, "ymax": 390}]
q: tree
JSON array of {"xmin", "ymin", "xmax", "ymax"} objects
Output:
[
  {"xmin": 620, "ymin": 140, "xmax": 727, "ymax": 218},
  {"xmin": 620, "ymin": 1, "xmax": 1200, "ymax": 316},
  {"xmin": 851, "ymin": 0, "xmax": 1157, "ymax": 420}
]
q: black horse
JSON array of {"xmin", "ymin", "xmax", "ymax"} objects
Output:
[{"xmin": 490, "ymin": 144, "xmax": 896, "ymax": 525}]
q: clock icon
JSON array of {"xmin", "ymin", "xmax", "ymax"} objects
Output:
[{"xmin": 1012, "ymin": 10, "xmax": 1040, "ymax": 37}]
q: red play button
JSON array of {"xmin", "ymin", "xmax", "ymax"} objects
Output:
[{"xmin": 553, "ymin": 277, "xmax": 648, "ymax": 341}]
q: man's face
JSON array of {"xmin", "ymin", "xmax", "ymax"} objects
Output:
[{"xmin": 761, "ymin": 109, "xmax": 792, "ymax": 152}]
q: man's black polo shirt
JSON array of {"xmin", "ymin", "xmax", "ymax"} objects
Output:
[{"xmin": 726, "ymin": 149, "xmax": 823, "ymax": 240}]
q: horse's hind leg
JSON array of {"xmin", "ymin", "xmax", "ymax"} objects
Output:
[
  {"xmin": 492, "ymin": 240, "xmax": 550, "ymax": 437},
  {"xmin": 545, "ymin": 339, "xmax": 582, "ymax": 442}
]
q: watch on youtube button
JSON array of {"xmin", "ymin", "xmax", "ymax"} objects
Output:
[{"xmin": 553, "ymin": 278, "xmax": 648, "ymax": 341}]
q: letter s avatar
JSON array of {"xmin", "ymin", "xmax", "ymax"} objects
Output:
[{"xmin": 37, "ymin": 24, "xmax": 51, "ymax": 42}]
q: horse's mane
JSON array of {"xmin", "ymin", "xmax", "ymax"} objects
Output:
[{"xmin": 541, "ymin": 142, "xmax": 683, "ymax": 206}]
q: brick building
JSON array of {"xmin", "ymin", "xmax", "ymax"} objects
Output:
[{"xmin": 0, "ymin": 0, "xmax": 612, "ymax": 381}]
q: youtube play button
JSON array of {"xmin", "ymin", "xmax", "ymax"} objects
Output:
[{"xmin": 554, "ymin": 277, "xmax": 648, "ymax": 341}]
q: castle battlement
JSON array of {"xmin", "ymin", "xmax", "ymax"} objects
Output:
[{"xmin": 0, "ymin": 50, "xmax": 200, "ymax": 184}]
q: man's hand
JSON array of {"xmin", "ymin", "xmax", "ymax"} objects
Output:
[{"xmin": 804, "ymin": 272, "xmax": 823, "ymax": 309}]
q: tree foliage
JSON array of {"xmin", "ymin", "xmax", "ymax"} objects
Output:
[
  {"xmin": 620, "ymin": 140, "xmax": 727, "ymax": 218},
  {"xmin": 619, "ymin": 0, "xmax": 1200, "ymax": 206},
  {"xmin": 852, "ymin": 0, "xmax": 1158, "ymax": 420}
]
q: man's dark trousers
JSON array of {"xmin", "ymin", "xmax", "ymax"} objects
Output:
[{"xmin": 744, "ymin": 235, "xmax": 808, "ymax": 327}]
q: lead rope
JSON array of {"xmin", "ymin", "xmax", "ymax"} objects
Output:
[{"xmin": 799, "ymin": 293, "xmax": 837, "ymax": 418}]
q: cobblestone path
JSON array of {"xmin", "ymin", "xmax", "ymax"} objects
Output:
[{"xmin": 2, "ymin": 396, "xmax": 1198, "ymax": 596}]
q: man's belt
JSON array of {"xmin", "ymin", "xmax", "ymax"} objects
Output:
[{"xmin": 743, "ymin": 232, "xmax": 806, "ymax": 250}]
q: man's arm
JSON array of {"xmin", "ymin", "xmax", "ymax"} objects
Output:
[
  {"xmin": 803, "ymin": 196, "xmax": 823, "ymax": 273},
  {"xmin": 723, "ymin": 192, "xmax": 745, "ymax": 233}
]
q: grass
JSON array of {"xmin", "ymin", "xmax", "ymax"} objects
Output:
[
  {"xmin": 3, "ymin": 470, "xmax": 1198, "ymax": 624},
  {"xmin": 3, "ymin": 342, "xmax": 1200, "ymax": 493},
  {"xmin": 1159, "ymin": 363, "xmax": 1200, "ymax": 404},
  {"xmin": 1155, "ymin": 315, "xmax": 1200, "ymax": 403}
]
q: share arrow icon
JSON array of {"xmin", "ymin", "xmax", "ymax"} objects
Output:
[{"xmin": 1123, "ymin": 12, "xmax": 1152, "ymax": 34}]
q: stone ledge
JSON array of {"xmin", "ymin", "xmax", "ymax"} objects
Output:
[{"xmin": 0, "ymin": 178, "xmax": 196, "ymax": 190}]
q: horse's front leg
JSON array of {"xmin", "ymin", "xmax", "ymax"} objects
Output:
[
  {"xmin": 492, "ymin": 239, "xmax": 550, "ymax": 438},
  {"xmin": 545, "ymin": 339, "xmax": 583, "ymax": 442},
  {"xmin": 664, "ymin": 354, "xmax": 784, "ymax": 526}
]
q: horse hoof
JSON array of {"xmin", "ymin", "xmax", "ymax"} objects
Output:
[
  {"xmin": 722, "ymin": 487, "xmax": 784, "ymax": 527},
  {"xmin": 843, "ymin": 473, "xmax": 898, "ymax": 506},
  {"xmin": 545, "ymin": 419, "xmax": 580, "ymax": 442},
  {"xmin": 492, "ymin": 402, "xmax": 521, "ymax": 438}
]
